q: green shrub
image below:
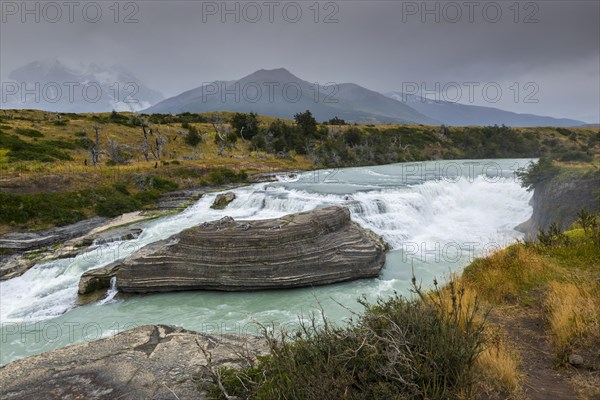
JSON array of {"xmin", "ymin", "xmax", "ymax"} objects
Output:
[
  {"xmin": 133, "ymin": 189, "xmax": 161, "ymax": 205},
  {"xmin": 94, "ymin": 190, "xmax": 140, "ymax": 217},
  {"xmin": 0, "ymin": 192, "xmax": 86, "ymax": 226},
  {"xmin": 0, "ymin": 133, "xmax": 73, "ymax": 162},
  {"xmin": 207, "ymin": 280, "xmax": 486, "ymax": 400},
  {"xmin": 207, "ymin": 168, "xmax": 247, "ymax": 185},
  {"xmin": 15, "ymin": 128, "xmax": 44, "ymax": 138},
  {"xmin": 515, "ymin": 158, "xmax": 560, "ymax": 191},
  {"xmin": 184, "ymin": 125, "xmax": 203, "ymax": 147}
]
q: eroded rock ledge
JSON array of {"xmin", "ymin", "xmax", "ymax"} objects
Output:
[
  {"xmin": 113, "ymin": 206, "xmax": 387, "ymax": 293},
  {"xmin": 0, "ymin": 325, "xmax": 267, "ymax": 400}
]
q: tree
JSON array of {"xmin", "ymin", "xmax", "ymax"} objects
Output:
[
  {"xmin": 184, "ymin": 125, "xmax": 202, "ymax": 147},
  {"xmin": 89, "ymin": 124, "xmax": 102, "ymax": 165},
  {"xmin": 343, "ymin": 127, "xmax": 363, "ymax": 147},
  {"xmin": 150, "ymin": 129, "xmax": 168, "ymax": 160},
  {"xmin": 294, "ymin": 110, "xmax": 317, "ymax": 138},
  {"xmin": 327, "ymin": 116, "xmax": 346, "ymax": 125},
  {"xmin": 140, "ymin": 119, "xmax": 151, "ymax": 162},
  {"xmin": 516, "ymin": 158, "xmax": 560, "ymax": 191},
  {"xmin": 210, "ymin": 113, "xmax": 232, "ymax": 156},
  {"xmin": 231, "ymin": 112, "xmax": 260, "ymax": 140},
  {"xmin": 106, "ymin": 137, "xmax": 132, "ymax": 165}
]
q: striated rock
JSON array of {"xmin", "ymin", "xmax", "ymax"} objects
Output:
[
  {"xmin": 78, "ymin": 262, "xmax": 122, "ymax": 295},
  {"xmin": 116, "ymin": 206, "xmax": 387, "ymax": 293},
  {"xmin": 0, "ymin": 217, "xmax": 108, "ymax": 253},
  {"xmin": 0, "ymin": 325, "xmax": 267, "ymax": 400},
  {"xmin": 92, "ymin": 227, "xmax": 143, "ymax": 245},
  {"xmin": 155, "ymin": 189, "xmax": 204, "ymax": 211},
  {"xmin": 211, "ymin": 192, "xmax": 236, "ymax": 209}
]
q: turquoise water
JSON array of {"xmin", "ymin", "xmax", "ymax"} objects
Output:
[{"xmin": 0, "ymin": 159, "xmax": 534, "ymax": 365}]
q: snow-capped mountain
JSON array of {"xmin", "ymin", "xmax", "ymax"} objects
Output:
[{"xmin": 2, "ymin": 60, "xmax": 164, "ymax": 112}]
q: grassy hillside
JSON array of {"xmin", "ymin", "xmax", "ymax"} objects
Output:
[{"xmin": 1, "ymin": 109, "xmax": 598, "ymax": 233}]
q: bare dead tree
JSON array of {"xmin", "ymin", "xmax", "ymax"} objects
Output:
[
  {"xmin": 90, "ymin": 124, "xmax": 102, "ymax": 165},
  {"xmin": 210, "ymin": 113, "xmax": 232, "ymax": 157},
  {"xmin": 140, "ymin": 120, "xmax": 152, "ymax": 162},
  {"xmin": 150, "ymin": 129, "xmax": 169, "ymax": 160}
]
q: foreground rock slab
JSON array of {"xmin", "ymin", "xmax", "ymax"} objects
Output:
[
  {"xmin": 0, "ymin": 325, "xmax": 267, "ymax": 400},
  {"xmin": 116, "ymin": 206, "xmax": 387, "ymax": 293}
]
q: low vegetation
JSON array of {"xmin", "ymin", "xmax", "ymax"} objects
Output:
[{"xmin": 206, "ymin": 279, "xmax": 488, "ymax": 400}]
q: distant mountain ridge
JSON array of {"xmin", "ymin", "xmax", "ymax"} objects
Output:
[
  {"xmin": 144, "ymin": 68, "xmax": 438, "ymax": 125},
  {"xmin": 386, "ymin": 92, "xmax": 585, "ymax": 127},
  {"xmin": 2, "ymin": 60, "xmax": 164, "ymax": 113}
]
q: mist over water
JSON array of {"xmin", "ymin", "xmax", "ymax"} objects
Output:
[{"xmin": 0, "ymin": 159, "xmax": 533, "ymax": 365}]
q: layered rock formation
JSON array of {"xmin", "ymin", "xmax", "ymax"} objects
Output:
[
  {"xmin": 0, "ymin": 325, "xmax": 267, "ymax": 400},
  {"xmin": 78, "ymin": 262, "xmax": 122, "ymax": 296},
  {"xmin": 115, "ymin": 206, "xmax": 387, "ymax": 293},
  {"xmin": 0, "ymin": 217, "xmax": 108, "ymax": 253}
]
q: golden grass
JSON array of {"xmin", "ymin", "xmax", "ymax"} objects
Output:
[
  {"xmin": 462, "ymin": 244, "xmax": 557, "ymax": 305},
  {"xmin": 476, "ymin": 327, "xmax": 522, "ymax": 397},
  {"xmin": 431, "ymin": 276, "xmax": 522, "ymax": 398},
  {"xmin": 544, "ymin": 281, "xmax": 600, "ymax": 358}
]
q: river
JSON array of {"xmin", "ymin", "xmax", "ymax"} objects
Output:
[{"xmin": 0, "ymin": 159, "xmax": 534, "ymax": 365}]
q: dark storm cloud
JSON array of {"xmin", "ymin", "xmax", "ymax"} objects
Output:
[{"xmin": 1, "ymin": 0, "xmax": 598, "ymax": 122}]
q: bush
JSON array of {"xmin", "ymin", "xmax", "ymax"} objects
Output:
[
  {"xmin": 0, "ymin": 192, "xmax": 86, "ymax": 226},
  {"xmin": 515, "ymin": 158, "xmax": 560, "ymax": 191},
  {"xmin": 208, "ymin": 280, "xmax": 486, "ymax": 400},
  {"xmin": 207, "ymin": 168, "xmax": 247, "ymax": 185},
  {"xmin": 94, "ymin": 191, "xmax": 140, "ymax": 217},
  {"xmin": 184, "ymin": 125, "xmax": 203, "ymax": 147},
  {"xmin": 0, "ymin": 132, "xmax": 73, "ymax": 162},
  {"xmin": 15, "ymin": 128, "xmax": 44, "ymax": 138},
  {"xmin": 231, "ymin": 112, "xmax": 260, "ymax": 139}
]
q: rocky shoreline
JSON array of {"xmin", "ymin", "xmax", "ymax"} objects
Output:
[{"xmin": 0, "ymin": 325, "xmax": 267, "ymax": 400}]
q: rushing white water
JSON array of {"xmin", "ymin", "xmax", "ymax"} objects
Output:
[
  {"xmin": 0, "ymin": 159, "xmax": 533, "ymax": 365},
  {"xmin": 97, "ymin": 277, "xmax": 118, "ymax": 305}
]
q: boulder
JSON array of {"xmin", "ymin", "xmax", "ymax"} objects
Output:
[
  {"xmin": 568, "ymin": 353, "xmax": 584, "ymax": 366},
  {"xmin": 78, "ymin": 262, "xmax": 122, "ymax": 295},
  {"xmin": 92, "ymin": 228, "xmax": 143, "ymax": 246},
  {"xmin": 211, "ymin": 192, "xmax": 236, "ymax": 209},
  {"xmin": 0, "ymin": 325, "xmax": 267, "ymax": 400},
  {"xmin": 115, "ymin": 206, "xmax": 388, "ymax": 293}
]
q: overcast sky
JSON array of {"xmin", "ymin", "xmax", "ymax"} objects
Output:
[{"xmin": 1, "ymin": 0, "xmax": 599, "ymax": 122}]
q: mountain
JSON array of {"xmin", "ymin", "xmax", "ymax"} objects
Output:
[
  {"xmin": 145, "ymin": 68, "xmax": 438, "ymax": 125},
  {"xmin": 386, "ymin": 92, "xmax": 585, "ymax": 127},
  {"xmin": 2, "ymin": 60, "xmax": 164, "ymax": 112}
]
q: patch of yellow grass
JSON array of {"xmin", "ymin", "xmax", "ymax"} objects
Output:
[
  {"xmin": 544, "ymin": 281, "xmax": 600, "ymax": 358},
  {"xmin": 462, "ymin": 244, "xmax": 556, "ymax": 305},
  {"xmin": 431, "ymin": 276, "xmax": 522, "ymax": 398},
  {"xmin": 476, "ymin": 327, "xmax": 522, "ymax": 397}
]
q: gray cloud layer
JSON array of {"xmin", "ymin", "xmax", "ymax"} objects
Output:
[{"xmin": 1, "ymin": 0, "xmax": 599, "ymax": 122}]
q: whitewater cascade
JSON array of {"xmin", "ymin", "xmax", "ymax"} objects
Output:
[{"xmin": 0, "ymin": 159, "xmax": 533, "ymax": 364}]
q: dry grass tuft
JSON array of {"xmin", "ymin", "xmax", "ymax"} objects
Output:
[
  {"xmin": 544, "ymin": 281, "xmax": 600, "ymax": 360},
  {"xmin": 475, "ymin": 327, "xmax": 522, "ymax": 398}
]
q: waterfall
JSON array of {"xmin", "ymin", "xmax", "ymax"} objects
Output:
[
  {"xmin": 0, "ymin": 159, "xmax": 534, "ymax": 365},
  {"xmin": 97, "ymin": 277, "xmax": 118, "ymax": 305}
]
